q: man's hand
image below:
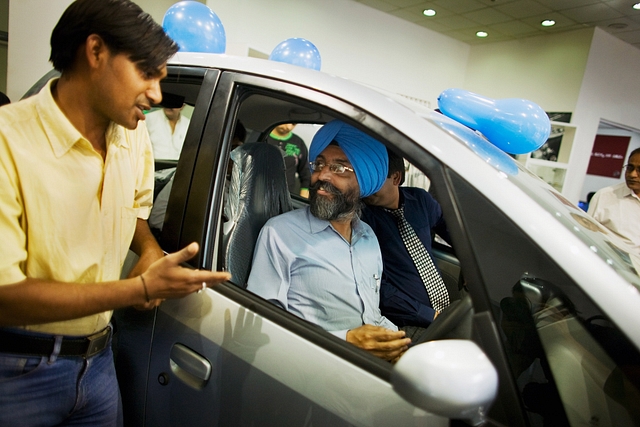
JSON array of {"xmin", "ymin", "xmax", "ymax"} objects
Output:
[
  {"xmin": 346, "ymin": 324, "xmax": 411, "ymax": 362},
  {"xmin": 140, "ymin": 242, "xmax": 231, "ymax": 301}
]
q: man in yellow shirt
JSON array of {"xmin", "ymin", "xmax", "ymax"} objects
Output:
[{"xmin": 0, "ymin": 1, "xmax": 230, "ymax": 425}]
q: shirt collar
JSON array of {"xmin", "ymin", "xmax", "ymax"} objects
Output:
[
  {"xmin": 620, "ymin": 183, "xmax": 640, "ymax": 201},
  {"xmin": 306, "ymin": 206, "xmax": 368, "ymax": 242},
  {"xmin": 36, "ymin": 78, "xmax": 128, "ymax": 158}
]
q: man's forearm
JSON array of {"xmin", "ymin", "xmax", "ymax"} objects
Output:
[
  {"xmin": 130, "ymin": 218, "xmax": 163, "ymax": 258},
  {"xmin": 0, "ymin": 277, "xmax": 146, "ymax": 327}
]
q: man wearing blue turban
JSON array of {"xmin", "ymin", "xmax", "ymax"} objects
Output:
[{"xmin": 248, "ymin": 120, "xmax": 411, "ymax": 362}]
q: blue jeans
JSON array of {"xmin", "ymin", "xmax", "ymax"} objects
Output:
[{"xmin": 0, "ymin": 330, "xmax": 122, "ymax": 427}]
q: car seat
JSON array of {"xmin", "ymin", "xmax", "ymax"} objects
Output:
[{"xmin": 221, "ymin": 142, "xmax": 293, "ymax": 288}]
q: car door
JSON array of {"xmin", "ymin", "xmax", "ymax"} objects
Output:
[
  {"xmin": 425, "ymin": 140, "xmax": 640, "ymax": 426},
  {"xmin": 138, "ymin": 70, "xmax": 455, "ymax": 427}
]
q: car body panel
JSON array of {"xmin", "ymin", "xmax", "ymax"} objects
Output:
[{"xmin": 145, "ymin": 288, "xmax": 446, "ymax": 427}]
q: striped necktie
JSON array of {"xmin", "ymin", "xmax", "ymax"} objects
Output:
[{"xmin": 386, "ymin": 206, "xmax": 450, "ymax": 312}]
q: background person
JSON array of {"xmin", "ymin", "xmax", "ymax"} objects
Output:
[
  {"xmin": 149, "ymin": 122, "xmax": 247, "ymax": 233},
  {"xmin": 145, "ymin": 104, "xmax": 190, "ymax": 159},
  {"xmin": 0, "ymin": 1, "xmax": 229, "ymax": 425},
  {"xmin": 266, "ymin": 123, "xmax": 311, "ymax": 197},
  {"xmin": 362, "ymin": 150, "xmax": 456, "ymax": 331},
  {"xmin": 248, "ymin": 120, "xmax": 412, "ymax": 363},
  {"xmin": 588, "ymin": 148, "xmax": 640, "ymax": 255}
]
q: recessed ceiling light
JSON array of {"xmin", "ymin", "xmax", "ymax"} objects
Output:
[
  {"xmin": 423, "ymin": 9, "xmax": 436, "ymax": 17},
  {"xmin": 633, "ymin": 3, "xmax": 640, "ymax": 10},
  {"xmin": 476, "ymin": 31, "xmax": 488, "ymax": 38},
  {"xmin": 541, "ymin": 19, "xmax": 555, "ymax": 27},
  {"xmin": 608, "ymin": 22, "xmax": 628, "ymax": 29}
]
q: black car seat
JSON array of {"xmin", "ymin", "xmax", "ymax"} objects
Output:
[{"xmin": 221, "ymin": 142, "xmax": 293, "ymax": 288}]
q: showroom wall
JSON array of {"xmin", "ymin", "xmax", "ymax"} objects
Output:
[
  {"xmin": 565, "ymin": 28, "xmax": 640, "ymax": 203},
  {"xmin": 464, "ymin": 28, "xmax": 593, "ymax": 114},
  {"xmin": 581, "ymin": 126, "xmax": 640, "ymax": 200},
  {"xmin": 6, "ymin": 0, "xmax": 640, "ymax": 203},
  {"xmin": 204, "ymin": 0, "xmax": 470, "ymax": 108},
  {"xmin": 6, "ymin": 0, "xmax": 70, "ymax": 102}
]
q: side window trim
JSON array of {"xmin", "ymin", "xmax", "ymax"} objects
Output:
[{"xmin": 160, "ymin": 67, "xmax": 221, "ymax": 253}]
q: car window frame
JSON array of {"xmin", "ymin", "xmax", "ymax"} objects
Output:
[{"xmin": 163, "ymin": 70, "xmax": 417, "ymax": 380}]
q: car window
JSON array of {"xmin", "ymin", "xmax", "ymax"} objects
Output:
[
  {"xmin": 447, "ymin": 168, "xmax": 640, "ymax": 426},
  {"xmin": 217, "ymin": 88, "xmax": 335, "ymax": 287},
  {"xmin": 145, "ymin": 67, "xmax": 210, "ymax": 241}
]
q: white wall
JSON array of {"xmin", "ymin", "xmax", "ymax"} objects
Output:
[
  {"xmin": 205, "ymin": 0, "xmax": 470, "ymax": 107},
  {"xmin": 6, "ymin": 0, "xmax": 71, "ymax": 102},
  {"xmin": 464, "ymin": 28, "xmax": 593, "ymax": 112},
  {"xmin": 564, "ymin": 28, "xmax": 640, "ymax": 203},
  {"xmin": 139, "ymin": 0, "xmax": 204, "ymax": 26}
]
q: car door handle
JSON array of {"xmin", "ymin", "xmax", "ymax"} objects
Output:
[{"xmin": 169, "ymin": 343, "xmax": 212, "ymax": 390}]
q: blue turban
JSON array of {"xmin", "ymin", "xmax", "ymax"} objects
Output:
[{"xmin": 309, "ymin": 121, "xmax": 388, "ymax": 198}]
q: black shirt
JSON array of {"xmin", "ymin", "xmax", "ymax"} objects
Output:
[{"xmin": 361, "ymin": 187, "xmax": 449, "ymax": 327}]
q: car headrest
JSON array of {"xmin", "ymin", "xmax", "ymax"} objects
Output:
[{"xmin": 223, "ymin": 142, "xmax": 293, "ymax": 287}]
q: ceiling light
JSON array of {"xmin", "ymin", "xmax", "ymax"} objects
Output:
[
  {"xmin": 423, "ymin": 9, "xmax": 436, "ymax": 17},
  {"xmin": 541, "ymin": 19, "xmax": 555, "ymax": 27},
  {"xmin": 634, "ymin": 3, "xmax": 640, "ymax": 10},
  {"xmin": 476, "ymin": 31, "xmax": 488, "ymax": 38}
]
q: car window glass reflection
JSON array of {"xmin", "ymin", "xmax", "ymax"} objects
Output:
[{"xmin": 448, "ymin": 170, "xmax": 640, "ymax": 426}]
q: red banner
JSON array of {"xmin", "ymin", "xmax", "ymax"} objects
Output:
[{"xmin": 587, "ymin": 135, "xmax": 630, "ymax": 178}]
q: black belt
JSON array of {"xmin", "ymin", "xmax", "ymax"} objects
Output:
[{"xmin": 0, "ymin": 326, "xmax": 112, "ymax": 358}]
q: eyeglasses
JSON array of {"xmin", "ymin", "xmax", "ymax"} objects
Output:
[
  {"xmin": 309, "ymin": 160, "xmax": 354, "ymax": 175},
  {"xmin": 623, "ymin": 164, "xmax": 640, "ymax": 174}
]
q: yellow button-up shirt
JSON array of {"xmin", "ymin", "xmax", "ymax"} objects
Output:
[{"xmin": 0, "ymin": 79, "xmax": 154, "ymax": 336}]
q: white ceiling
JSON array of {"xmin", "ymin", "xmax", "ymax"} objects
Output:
[{"xmin": 353, "ymin": 0, "xmax": 640, "ymax": 48}]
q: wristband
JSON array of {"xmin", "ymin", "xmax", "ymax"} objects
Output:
[{"xmin": 140, "ymin": 274, "xmax": 150, "ymax": 303}]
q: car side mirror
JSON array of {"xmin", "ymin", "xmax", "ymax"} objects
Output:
[{"xmin": 391, "ymin": 340, "xmax": 498, "ymax": 426}]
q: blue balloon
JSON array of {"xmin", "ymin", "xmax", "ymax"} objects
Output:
[
  {"xmin": 429, "ymin": 112, "xmax": 519, "ymax": 176},
  {"xmin": 269, "ymin": 38, "xmax": 321, "ymax": 71},
  {"xmin": 437, "ymin": 88, "xmax": 551, "ymax": 155},
  {"xmin": 163, "ymin": 1, "xmax": 226, "ymax": 54}
]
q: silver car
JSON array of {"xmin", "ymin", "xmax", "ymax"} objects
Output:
[{"xmin": 109, "ymin": 53, "xmax": 640, "ymax": 427}]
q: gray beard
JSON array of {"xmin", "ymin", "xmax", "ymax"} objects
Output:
[{"xmin": 309, "ymin": 181, "xmax": 363, "ymax": 222}]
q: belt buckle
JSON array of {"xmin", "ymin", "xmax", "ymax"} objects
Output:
[{"xmin": 84, "ymin": 326, "xmax": 111, "ymax": 358}]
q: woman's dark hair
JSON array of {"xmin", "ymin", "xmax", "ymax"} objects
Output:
[
  {"xmin": 50, "ymin": 0, "xmax": 178, "ymax": 75},
  {"xmin": 387, "ymin": 148, "xmax": 406, "ymax": 186}
]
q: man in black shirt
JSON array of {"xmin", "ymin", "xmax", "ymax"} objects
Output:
[
  {"xmin": 362, "ymin": 151, "xmax": 456, "ymax": 330},
  {"xmin": 267, "ymin": 123, "xmax": 310, "ymax": 197}
]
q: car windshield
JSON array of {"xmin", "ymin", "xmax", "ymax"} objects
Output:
[
  {"xmin": 420, "ymin": 109, "xmax": 640, "ymax": 290},
  {"xmin": 366, "ymin": 85, "xmax": 640, "ymax": 289},
  {"xmin": 506, "ymin": 163, "xmax": 640, "ymax": 286}
]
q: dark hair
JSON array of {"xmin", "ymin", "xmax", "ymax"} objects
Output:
[
  {"xmin": 50, "ymin": 0, "xmax": 178, "ymax": 75},
  {"xmin": 234, "ymin": 122, "xmax": 247, "ymax": 143},
  {"xmin": 629, "ymin": 148, "xmax": 640, "ymax": 162},
  {"xmin": 387, "ymin": 149, "xmax": 405, "ymax": 186},
  {"xmin": 0, "ymin": 92, "xmax": 10, "ymax": 106}
]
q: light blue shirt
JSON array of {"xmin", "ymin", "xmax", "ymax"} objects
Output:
[{"xmin": 247, "ymin": 207, "xmax": 397, "ymax": 339}]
